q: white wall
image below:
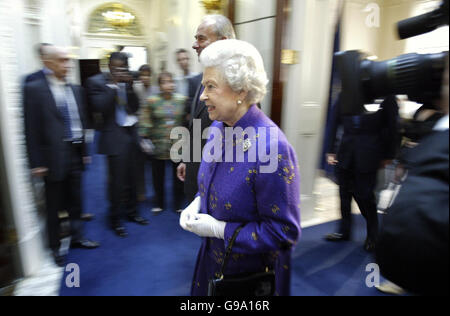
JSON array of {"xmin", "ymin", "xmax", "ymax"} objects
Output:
[
  {"xmin": 281, "ymin": 0, "xmax": 340, "ymax": 222},
  {"xmin": 341, "ymin": 0, "xmax": 449, "ymax": 61},
  {"xmin": 156, "ymin": 0, "xmax": 206, "ymax": 76},
  {"xmin": 341, "ymin": 0, "xmax": 382, "ymax": 57},
  {"xmin": 234, "ymin": 0, "xmax": 277, "ymax": 116},
  {"xmin": 0, "ymin": 0, "xmax": 47, "ymax": 277},
  {"xmin": 380, "ymin": 0, "xmax": 448, "ymax": 59}
]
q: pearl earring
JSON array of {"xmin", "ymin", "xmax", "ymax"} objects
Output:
[{"xmin": 237, "ymin": 100, "xmax": 242, "ymax": 105}]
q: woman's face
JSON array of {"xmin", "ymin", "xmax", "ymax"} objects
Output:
[{"xmin": 200, "ymin": 67, "xmax": 246, "ymax": 125}]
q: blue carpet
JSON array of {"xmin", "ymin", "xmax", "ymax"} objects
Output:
[{"xmin": 59, "ymin": 139, "xmax": 389, "ymax": 296}]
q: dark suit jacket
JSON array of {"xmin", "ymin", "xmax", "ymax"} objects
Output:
[
  {"xmin": 85, "ymin": 73, "xmax": 140, "ymax": 156},
  {"xmin": 24, "ymin": 78, "xmax": 88, "ymax": 182},
  {"xmin": 376, "ymin": 129, "xmax": 449, "ymax": 295},
  {"xmin": 327, "ymin": 95, "xmax": 399, "ymax": 173},
  {"xmin": 186, "ymin": 73, "xmax": 203, "ymax": 116},
  {"xmin": 24, "ymin": 69, "xmax": 46, "ymax": 84},
  {"xmin": 183, "ymin": 73, "xmax": 213, "ymax": 202}
]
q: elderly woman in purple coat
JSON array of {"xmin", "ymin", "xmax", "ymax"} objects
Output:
[{"xmin": 179, "ymin": 39, "xmax": 301, "ymax": 296}]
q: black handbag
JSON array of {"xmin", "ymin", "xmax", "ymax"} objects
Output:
[{"xmin": 207, "ymin": 225, "xmax": 276, "ymax": 296}]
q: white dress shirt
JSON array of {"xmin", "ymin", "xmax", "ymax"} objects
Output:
[
  {"xmin": 46, "ymin": 75, "xmax": 83, "ymax": 140},
  {"xmin": 107, "ymin": 82, "xmax": 138, "ymax": 127}
]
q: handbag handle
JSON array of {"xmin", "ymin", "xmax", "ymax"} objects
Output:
[{"xmin": 218, "ymin": 224, "xmax": 245, "ymax": 279}]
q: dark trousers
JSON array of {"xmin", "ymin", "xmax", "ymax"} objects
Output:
[
  {"xmin": 336, "ymin": 167, "xmax": 379, "ymax": 241},
  {"xmin": 136, "ymin": 150, "xmax": 147, "ymax": 200},
  {"xmin": 184, "ymin": 161, "xmax": 201, "ymax": 203},
  {"xmin": 107, "ymin": 127, "xmax": 139, "ymax": 224},
  {"xmin": 152, "ymin": 159, "xmax": 184, "ymax": 210},
  {"xmin": 45, "ymin": 143, "xmax": 84, "ymax": 251}
]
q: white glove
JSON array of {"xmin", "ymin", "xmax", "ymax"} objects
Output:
[
  {"xmin": 179, "ymin": 196, "xmax": 201, "ymax": 230},
  {"xmin": 185, "ymin": 213, "xmax": 227, "ymax": 239}
]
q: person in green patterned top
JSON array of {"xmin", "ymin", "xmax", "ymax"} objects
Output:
[{"xmin": 139, "ymin": 72, "xmax": 187, "ymax": 213}]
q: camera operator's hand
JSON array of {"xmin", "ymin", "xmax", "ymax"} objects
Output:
[{"xmin": 326, "ymin": 153, "xmax": 338, "ymax": 166}]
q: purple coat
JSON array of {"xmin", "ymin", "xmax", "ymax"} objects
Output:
[{"xmin": 191, "ymin": 105, "xmax": 301, "ymax": 296}]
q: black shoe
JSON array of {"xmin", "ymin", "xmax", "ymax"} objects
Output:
[
  {"xmin": 70, "ymin": 239, "xmax": 100, "ymax": 249},
  {"xmin": 127, "ymin": 215, "xmax": 149, "ymax": 225},
  {"xmin": 52, "ymin": 250, "xmax": 66, "ymax": 267},
  {"xmin": 81, "ymin": 213, "xmax": 95, "ymax": 221},
  {"xmin": 112, "ymin": 223, "xmax": 128, "ymax": 237},
  {"xmin": 364, "ymin": 238, "xmax": 376, "ymax": 252},
  {"xmin": 325, "ymin": 232, "xmax": 350, "ymax": 242}
]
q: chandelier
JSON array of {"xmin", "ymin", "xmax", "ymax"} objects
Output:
[
  {"xmin": 200, "ymin": 0, "xmax": 224, "ymax": 13},
  {"xmin": 102, "ymin": 4, "xmax": 135, "ymax": 27}
]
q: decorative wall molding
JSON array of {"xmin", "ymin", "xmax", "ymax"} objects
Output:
[
  {"xmin": 0, "ymin": 0, "xmax": 45, "ymax": 276},
  {"xmin": 83, "ymin": 32, "xmax": 146, "ymax": 40},
  {"xmin": 23, "ymin": 0, "xmax": 43, "ymax": 25}
]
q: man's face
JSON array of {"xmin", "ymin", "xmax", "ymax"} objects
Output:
[
  {"xmin": 47, "ymin": 50, "xmax": 71, "ymax": 80},
  {"xmin": 177, "ymin": 52, "xmax": 190, "ymax": 72},
  {"xmin": 109, "ymin": 59, "xmax": 129, "ymax": 82},
  {"xmin": 193, "ymin": 22, "xmax": 219, "ymax": 58}
]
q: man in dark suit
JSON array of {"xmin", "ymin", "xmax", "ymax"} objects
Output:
[
  {"xmin": 186, "ymin": 73, "xmax": 203, "ymax": 118},
  {"xmin": 24, "ymin": 43, "xmax": 95, "ymax": 223},
  {"xmin": 86, "ymin": 52, "xmax": 148, "ymax": 237},
  {"xmin": 24, "ymin": 46, "xmax": 99, "ymax": 267},
  {"xmin": 24, "ymin": 43, "xmax": 53, "ymax": 84},
  {"xmin": 177, "ymin": 15, "xmax": 236, "ymax": 203},
  {"xmin": 325, "ymin": 95, "xmax": 399, "ymax": 252}
]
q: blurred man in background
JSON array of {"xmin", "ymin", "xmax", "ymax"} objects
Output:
[
  {"xmin": 86, "ymin": 52, "xmax": 149, "ymax": 238},
  {"xmin": 325, "ymin": 95, "xmax": 399, "ymax": 252},
  {"xmin": 24, "ymin": 46, "xmax": 99, "ymax": 267},
  {"xmin": 174, "ymin": 48, "xmax": 198, "ymax": 126}
]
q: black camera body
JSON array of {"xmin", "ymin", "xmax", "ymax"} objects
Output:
[{"xmin": 336, "ymin": 0, "xmax": 449, "ymax": 116}]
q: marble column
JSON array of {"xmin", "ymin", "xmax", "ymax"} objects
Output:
[{"xmin": 0, "ymin": 0, "xmax": 47, "ymax": 277}]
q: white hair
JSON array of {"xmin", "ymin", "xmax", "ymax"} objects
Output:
[
  {"xmin": 46, "ymin": 46, "xmax": 68, "ymax": 59},
  {"xmin": 200, "ymin": 39, "xmax": 268, "ymax": 105},
  {"xmin": 201, "ymin": 15, "xmax": 236, "ymax": 40}
]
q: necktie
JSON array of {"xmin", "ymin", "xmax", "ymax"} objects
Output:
[
  {"xmin": 116, "ymin": 85, "xmax": 128, "ymax": 126},
  {"xmin": 59, "ymin": 88, "xmax": 73, "ymax": 140}
]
